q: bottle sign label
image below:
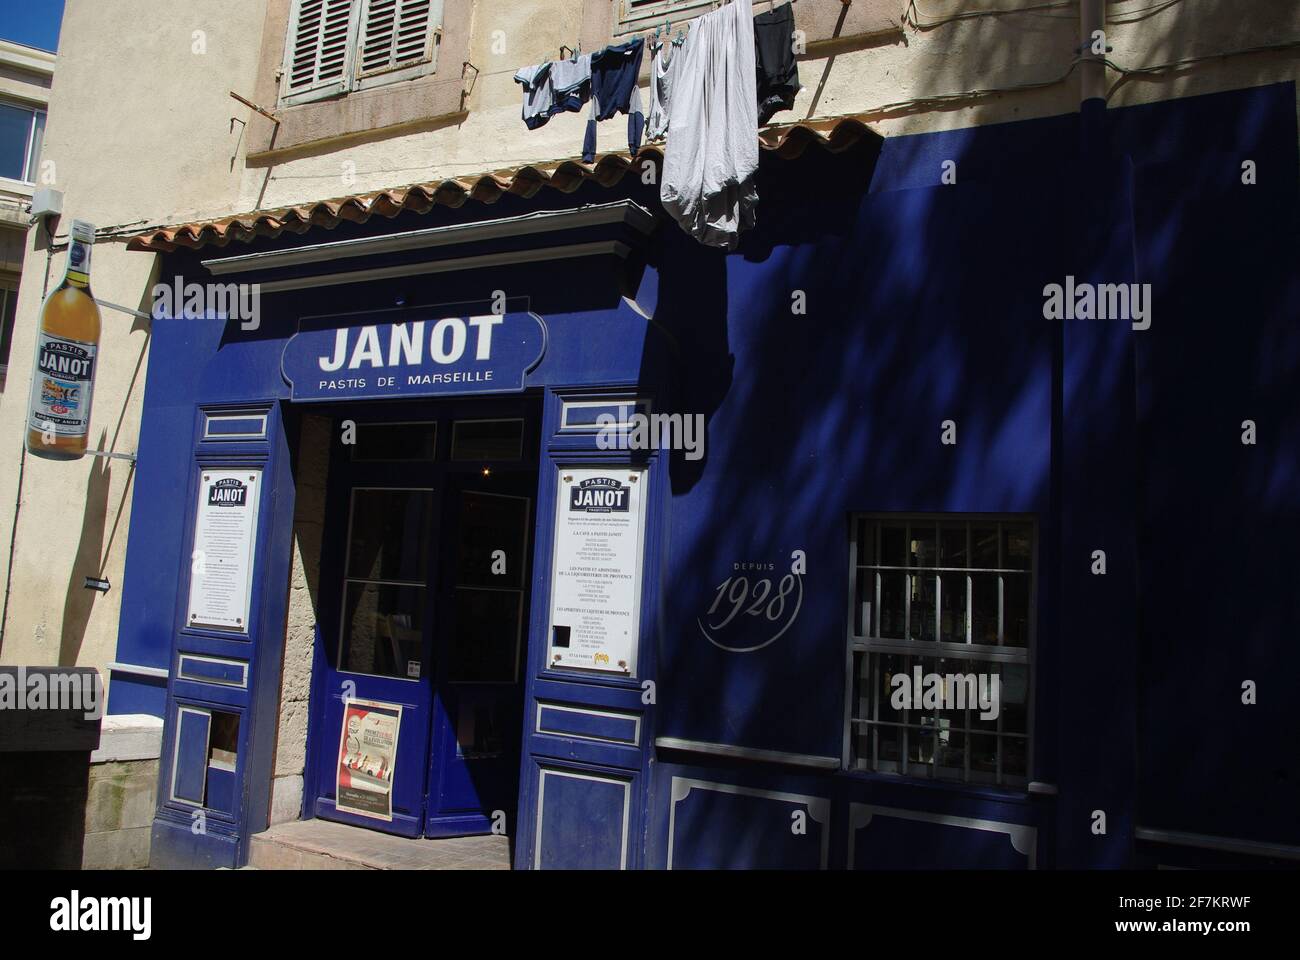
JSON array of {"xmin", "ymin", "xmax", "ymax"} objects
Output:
[{"xmin": 29, "ymin": 332, "xmax": 96, "ymax": 437}]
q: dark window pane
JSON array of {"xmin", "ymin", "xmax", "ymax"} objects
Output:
[
  {"xmin": 350, "ymin": 421, "xmax": 437, "ymax": 461},
  {"xmin": 939, "ymin": 524, "xmax": 967, "ymax": 567},
  {"xmin": 0, "ymin": 102, "xmax": 33, "ymax": 181},
  {"xmin": 0, "ymin": 284, "xmax": 16, "ymax": 369},
  {"xmin": 1002, "ymin": 523, "xmax": 1033, "ymax": 570},
  {"xmin": 454, "ymin": 491, "xmax": 528, "ymax": 589},
  {"xmin": 999, "ymin": 663, "xmax": 1030, "ymax": 734},
  {"xmin": 972, "ymin": 526, "xmax": 998, "ymax": 568},
  {"xmin": 1004, "ymin": 572, "xmax": 1031, "ymax": 647},
  {"xmin": 346, "ymin": 489, "xmax": 432, "ymax": 582},
  {"xmin": 879, "ymin": 522, "xmax": 907, "ymax": 566},
  {"xmin": 1003, "ymin": 737, "xmax": 1029, "ymax": 780},
  {"xmin": 879, "ymin": 572, "xmax": 906, "ymax": 637},
  {"xmin": 970, "ymin": 734, "xmax": 998, "ymax": 776},
  {"xmin": 340, "ymin": 582, "xmax": 425, "ymax": 678},
  {"xmin": 909, "ymin": 573, "xmax": 936, "ymax": 642},
  {"xmin": 876, "ymin": 722, "xmax": 901, "ymax": 767},
  {"xmin": 971, "ymin": 573, "xmax": 999, "ymax": 645},
  {"xmin": 855, "ymin": 518, "xmax": 875, "ymax": 565},
  {"xmin": 451, "ymin": 419, "xmax": 524, "ymax": 460},
  {"xmin": 455, "ymin": 695, "xmax": 507, "ymax": 758},
  {"xmin": 938, "ymin": 572, "xmax": 967, "ymax": 643},
  {"xmin": 447, "ymin": 588, "xmax": 521, "ymax": 682}
]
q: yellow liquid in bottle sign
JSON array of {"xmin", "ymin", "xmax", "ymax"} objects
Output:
[{"xmin": 26, "ymin": 219, "xmax": 101, "ymax": 461}]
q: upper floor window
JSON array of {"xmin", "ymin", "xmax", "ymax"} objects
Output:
[
  {"xmin": 0, "ymin": 99, "xmax": 46, "ymax": 184},
  {"xmin": 847, "ymin": 515, "xmax": 1035, "ymax": 788},
  {"xmin": 1, "ymin": 279, "xmax": 19, "ymax": 390},
  {"xmin": 615, "ymin": 0, "xmax": 714, "ymax": 37},
  {"xmin": 280, "ymin": 0, "xmax": 444, "ymax": 107}
]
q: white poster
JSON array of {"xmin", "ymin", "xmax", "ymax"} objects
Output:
[
  {"xmin": 336, "ymin": 699, "xmax": 402, "ymax": 821},
  {"xmin": 547, "ymin": 467, "xmax": 646, "ymax": 673},
  {"xmin": 186, "ymin": 469, "xmax": 262, "ymax": 631}
]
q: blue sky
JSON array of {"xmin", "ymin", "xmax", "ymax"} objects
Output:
[{"xmin": 0, "ymin": 0, "xmax": 65, "ymax": 53}]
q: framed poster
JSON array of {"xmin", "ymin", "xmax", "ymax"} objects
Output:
[
  {"xmin": 185, "ymin": 469, "xmax": 262, "ymax": 631},
  {"xmin": 335, "ymin": 699, "xmax": 402, "ymax": 821},
  {"xmin": 547, "ymin": 467, "xmax": 647, "ymax": 674}
]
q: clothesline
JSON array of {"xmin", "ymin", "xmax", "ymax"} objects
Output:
[
  {"xmin": 556, "ymin": 0, "xmax": 804, "ymax": 56},
  {"xmin": 513, "ymin": 0, "xmax": 802, "ymax": 249}
]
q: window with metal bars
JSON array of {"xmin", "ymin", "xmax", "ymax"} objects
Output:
[
  {"xmin": 280, "ymin": 0, "xmax": 443, "ymax": 107},
  {"xmin": 847, "ymin": 515, "xmax": 1035, "ymax": 787}
]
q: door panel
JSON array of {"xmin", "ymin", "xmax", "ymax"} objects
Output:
[
  {"xmin": 311, "ymin": 473, "xmax": 439, "ymax": 836},
  {"xmin": 426, "ymin": 483, "xmax": 533, "ymax": 833}
]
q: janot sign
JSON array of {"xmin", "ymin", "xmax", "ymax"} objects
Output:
[{"xmin": 281, "ymin": 305, "xmax": 546, "ymax": 402}]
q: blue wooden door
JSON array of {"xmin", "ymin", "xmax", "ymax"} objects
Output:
[
  {"xmin": 308, "ymin": 400, "xmax": 539, "ymax": 838},
  {"xmin": 309, "ymin": 415, "xmax": 443, "ymax": 837},
  {"xmin": 424, "ymin": 475, "xmax": 534, "ymax": 836}
]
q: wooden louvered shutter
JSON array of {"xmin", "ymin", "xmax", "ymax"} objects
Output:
[
  {"xmin": 357, "ymin": 0, "xmax": 442, "ymax": 77},
  {"xmin": 281, "ymin": 0, "xmax": 360, "ymax": 105}
]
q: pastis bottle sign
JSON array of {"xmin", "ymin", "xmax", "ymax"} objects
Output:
[{"xmin": 27, "ymin": 219, "xmax": 102, "ymax": 461}]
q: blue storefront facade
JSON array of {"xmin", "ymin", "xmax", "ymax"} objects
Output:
[{"xmin": 107, "ymin": 81, "xmax": 1300, "ymax": 869}]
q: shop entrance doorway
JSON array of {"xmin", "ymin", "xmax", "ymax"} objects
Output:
[{"xmin": 305, "ymin": 397, "xmax": 539, "ymax": 839}]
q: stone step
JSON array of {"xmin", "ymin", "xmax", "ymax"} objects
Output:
[{"xmin": 249, "ymin": 818, "xmax": 512, "ymax": 870}]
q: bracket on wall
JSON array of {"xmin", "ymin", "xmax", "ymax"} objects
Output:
[
  {"xmin": 85, "ymin": 450, "xmax": 138, "ymax": 463},
  {"xmin": 230, "ymin": 90, "xmax": 280, "ymax": 126},
  {"xmin": 93, "ymin": 298, "xmax": 152, "ymax": 322},
  {"xmin": 460, "ymin": 61, "xmax": 480, "ymax": 110}
]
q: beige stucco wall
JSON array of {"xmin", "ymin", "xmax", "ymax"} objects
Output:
[
  {"xmin": 0, "ymin": 0, "xmax": 268, "ymax": 688},
  {"xmin": 0, "ymin": 40, "xmax": 55, "ymax": 401},
  {"xmin": 0, "ymin": 0, "xmax": 1297, "ymax": 690},
  {"xmin": 235, "ymin": 0, "xmax": 1300, "ymax": 212}
]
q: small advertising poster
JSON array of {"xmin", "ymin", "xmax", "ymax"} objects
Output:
[
  {"xmin": 186, "ymin": 469, "xmax": 262, "ymax": 631},
  {"xmin": 547, "ymin": 468, "xmax": 647, "ymax": 673},
  {"xmin": 335, "ymin": 699, "xmax": 402, "ymax": 821}
]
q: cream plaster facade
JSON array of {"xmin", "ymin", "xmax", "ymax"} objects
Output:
[
  {"xmin": 0, "ymin": 0, "xmax": 1297, "ymax": 702},
  {"xmin": 0, "ymin": 38, "xmax": 55, "ymax": 395}
]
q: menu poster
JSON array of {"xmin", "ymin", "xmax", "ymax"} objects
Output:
[
  {"xmin": 186, "ymin": 469, "xmax": 262, "ymax": 631},
  {"xmin": 335, "ymin": 699, "xmax": 402, "ymax": 821},
  {"xmin": 547, "ymin": 468, "xmax": 647, "ymax": 674}
]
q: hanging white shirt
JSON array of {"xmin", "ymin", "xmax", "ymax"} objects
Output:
[{"xmin": 660, "ymin": 0, "xmax": 759, "ymax": 249}]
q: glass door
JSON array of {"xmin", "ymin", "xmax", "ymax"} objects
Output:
[
  {"xmin": 307, "ymin": 401, "xmax": 539, "ymax": 840},
  {"xmin": 425, "ymin": 478, "xmax": 534, "ymax": 836},
  {"xmin": 309, "ymin": 420, "xmax": 442, "ymax": 838}
]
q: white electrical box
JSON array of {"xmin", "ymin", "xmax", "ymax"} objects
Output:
[{"xmin": 30, "ymin": 187, "xmax": 63, "ymax": 221}]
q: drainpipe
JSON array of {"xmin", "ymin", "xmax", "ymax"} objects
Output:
[
  {"xmin": 1079, "ymin": 0, "xmax": 1107, "ymax": 112},
  {"xmin": 1058, "ymin": 0, "xmax": 1142, "ymax": 869}
]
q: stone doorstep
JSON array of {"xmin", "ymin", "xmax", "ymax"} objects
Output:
[
  {"xmin": 248, "ymin": 818, "xmax": 512, "ymax": 870},
  {"xmin": 91, "ymin": 714, "xmax": 164, "ymax": 764}
]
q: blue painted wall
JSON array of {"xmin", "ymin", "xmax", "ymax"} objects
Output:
[{"xmin": 112, "ymin": 80, "xmax": 1300, "ymax": 868}]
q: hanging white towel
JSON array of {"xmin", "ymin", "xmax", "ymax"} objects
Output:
[{"xmin": 660, "ymin": 0, "xmax": 759, "ymax": 249}]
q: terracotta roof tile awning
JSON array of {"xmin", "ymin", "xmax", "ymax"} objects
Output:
[{"xmin": 127, "ymin": 116, "xmax": 882, "ymax": 254}]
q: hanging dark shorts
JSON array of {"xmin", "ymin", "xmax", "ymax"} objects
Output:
[{"xmin": 754, "ymin": 2, "xmax": 801, "ymax": 125}]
